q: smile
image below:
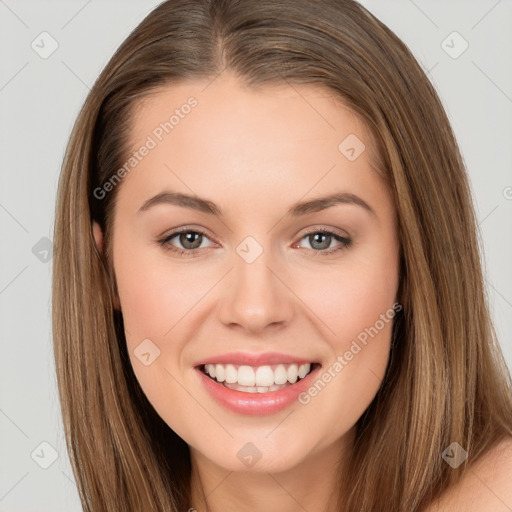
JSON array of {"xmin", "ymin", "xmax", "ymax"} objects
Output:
[
  {"xmin": 201, "ymin": 362, "xmax": 316, "ymax": 393},
  {"xmin": 195, "ymin": 361, "xmax": 322, "ymax": 416}
]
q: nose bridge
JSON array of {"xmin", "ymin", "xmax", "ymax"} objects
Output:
[{"xmin": 217, "ymin": 234, "xmax": 293, "ymax": 332}]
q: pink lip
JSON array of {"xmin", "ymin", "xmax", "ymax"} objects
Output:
[
  {"xmin": 195, "ymin": 364, "xmax": 321, "ymax": 416},
  {"xmin": 193, "ymin": 351, "xmax": 317, "ymax": 367}
]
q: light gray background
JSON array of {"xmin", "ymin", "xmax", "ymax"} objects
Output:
[{"xmin": 1, "ymin": 1, "xmax": 511, "ymax": 510}]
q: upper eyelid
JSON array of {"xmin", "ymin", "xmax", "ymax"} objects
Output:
[{"xmin": 163, "ymin": 227, "xmax": 217, "ymax": 244}]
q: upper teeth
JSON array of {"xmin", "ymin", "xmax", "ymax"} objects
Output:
[{"xmin": 204, "ymin": 363, "xmax": 312, "ymax": 386}]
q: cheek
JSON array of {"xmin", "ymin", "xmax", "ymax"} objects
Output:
[
  {"xmin": 296, "ymin": 267, "xmax": 398, "ymax": 432},
  {"xmin": 113, "ymin": 245, "xmax": 208, "ymax": 342},
  {"xmin": 293, "ymin": 235, "xmax": 399, "ymax": 415},
  {"xmin": 297, "ymin": 244, "xmax": 399, "ymax": 349},
  {"xmin": 112, "ymin": 246, "xmax": 205, "ymax": 435}
]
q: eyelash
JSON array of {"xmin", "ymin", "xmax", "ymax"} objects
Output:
[{"xmin": 157, "ymin": 227, "xmax": 352, "ymax": 258}]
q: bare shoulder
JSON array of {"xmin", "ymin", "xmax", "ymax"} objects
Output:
[{"xmin": 426, "ymin": 436, "xmax": 512, "ymax": 512}]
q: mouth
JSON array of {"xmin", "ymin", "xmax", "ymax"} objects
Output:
[{"xmin": 197, "ymin": 362, "xmax": 321, "ymax": 394}]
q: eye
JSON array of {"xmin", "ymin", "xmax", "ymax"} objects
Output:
[
  {"xmin": 157, "ymin": 227, "xmax": 352, "ymax": 257},
  {"xmin": 294, "ymin": 228, "xmax": 352, "ymax": 256},
  {"xmin": 158, "ymin": 228, "xmax": 215, "ymax": 258}
]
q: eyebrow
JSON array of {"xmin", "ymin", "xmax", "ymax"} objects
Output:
[{"xmin": 137, "ymin": 191, "xmax": 376, "ymax": 217}]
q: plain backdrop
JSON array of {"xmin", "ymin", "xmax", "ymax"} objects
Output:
[{"xmin": 1, "ymin": 1, "xmax": 511, "ymax": 510}]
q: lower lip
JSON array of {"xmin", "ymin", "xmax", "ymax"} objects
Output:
[{"xmin": 195, "ymin": 364, "xmax": 321, "ymax": 416}]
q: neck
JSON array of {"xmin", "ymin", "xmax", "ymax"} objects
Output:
[{"xmin": 189, "ymin": 429, "xmax": 354, "ymax": 512}]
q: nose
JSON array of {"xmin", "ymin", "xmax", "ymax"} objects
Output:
[{"xmin": 217, "ymin": 246, "xmax": 295, "ymax": 335}]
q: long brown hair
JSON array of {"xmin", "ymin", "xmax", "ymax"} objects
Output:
[{"xmin": 52, "ymin": 0, "xmax": 512, "ymax": 510}]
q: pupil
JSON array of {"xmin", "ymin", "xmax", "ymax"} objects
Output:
[
  {"xmin": 181, "ymin": 232, "xmax": 201, "ymax": 249},
  {"xmin": 311, "ymin": 233, "xmax": 330, "ymax": 250}
]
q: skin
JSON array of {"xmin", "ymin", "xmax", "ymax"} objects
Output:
[
  {"xmin": 427, "ymin": 437, "xmax": 512, "ymax": 512},
  {"xmin": 93, "ymin": 72, "xmax": 402, "ymax": 511}
]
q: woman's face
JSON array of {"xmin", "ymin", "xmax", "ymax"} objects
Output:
[{"xmin": 93, "ymin": 73, "xmax": 400, "ymax": 473}]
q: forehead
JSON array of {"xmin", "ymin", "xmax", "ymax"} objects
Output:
[
  {"xmin": 117, "ymin": 73, "xmax": 388, "ymax": 219},
  {"xmin": 129, "ymin": 73, "xmax": 381, "ymax": 164}
]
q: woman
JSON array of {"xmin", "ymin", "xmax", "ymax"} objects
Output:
[{"xmin": 52, "ymin": 0, "xmax": 512, "ymax": 510}]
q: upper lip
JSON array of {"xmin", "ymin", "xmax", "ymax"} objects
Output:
[{"xmin": 193, "ymin": 351, "xmax": 319, "ymax": 367}]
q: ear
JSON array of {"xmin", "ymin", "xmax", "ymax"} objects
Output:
[{"xmin": 93, "ymin": 221, "xmax": 103, "ymax": 254}]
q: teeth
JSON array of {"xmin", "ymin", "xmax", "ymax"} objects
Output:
[
  {"xmin": 255, "ymin": 366, "xmax": 274, "ymax": 387},
  {"xmin": 274, "ymin": 364, "xmax": 288, "ymax": 385},
  {"xmin": 298, "ymin": 364, "xmax": 309, "ymax": 379},
  {"xmin": 287, "ymin": 365, "xmax": 298, "ymax": 384},
  {"xmin": 225, "ymin": 364, "xmax": 237, "ymax": 384},
  {"xmin": 203, "ymin": 362, "xmax": 313, "ymax": 389},
  {"xmin": 238, "ymin": 365, "xmax": 255, "ymax": 386},
  {"xmin": 223, "ymin": 381, "xmax": 290, "ymax": 393},
  {"xmin": 215, "ymin": 364, "xmax": 224, "ymax": 382}
]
